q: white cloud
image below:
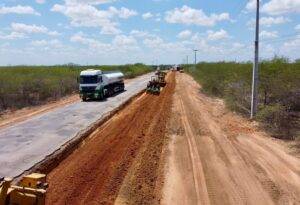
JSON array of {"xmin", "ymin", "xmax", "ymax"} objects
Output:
[
  {"xmin": 109, "ymin": 7, "xmax": 138, "ymax": 19},
  {"xmin": 70, "ymin": 32, "xmax": 111, "ymax": 51},
  {"xmin": 100, "ymin": 26, "xmax": 121, "ymax": 35},
  {"xmin": 70, "ymin": 32, "xmax": 138, "ymax": 52},
  {"xmin": 262, "ymin": 0, "xmax": 300, "ymax": 15},
  {"xmin": 177, "ymin": 30, "xmax": 192, "ymax": 39},
  {"xmin": 143, "ymin": 36, "xmax": 164, "ymax": 48},
  {"xmin": 0, "ymin": 32, "xmax": 26, "ymax": 40},
  {"xmin": 0, "ymin": 5, "xmax": 40, "ymax": 15},
  {"xmin": 65, "ymin": 0, "xmax": 116, "ymax": 5},
  {"xmin": 36, "ymin": 0, "xmax": 46, "ymax": 4},
  {"xmin": 247, "ymin": 16, "xmax": 289, "ymax": 28},
  {"xmin": 51, "ymin": 2, "xmax": 136, "ymax": 35},
  {"xmin": 282, "ymin": 34, "xmax": 300, "ymax": 50},
  {"xmin": 259, "ymin": 30, "xmax": 278, "ymax": 39},
  {"xmin": 130, "ymin": 30, "xmax": 150, "ymax": 38},
  {"xmin": 31, "ymin": 39, "xmax": 62, "ymax": 48},
  {"xmin": 207, "ymin": 29, "xmax": 229, "ymax": 41},
  {"xmin": 245, "ymin": 0, "xmax": 262, "ymax": 11},
  {"xmin": 11, "ymin": 23, "xmax": 60, "ymax": 36},
  {"xmin": 165, "ymin": 5, "xmax": 230, "ymax": 26},
  {"xmin": 142, "ymin": 12, "xmax": 153, "ymax": 19},
  {"xmin": 232, "ymin": 42, "xmax": 246, "ymax": 49},
  {"xmin": 295, "ymin": 24, "xmax": 300, "ymax": 30},
  {"xmin": 246, "ymin": 0, "xmax": 256, "ymax": 11},
  {"xmin": 112, "ymin": 35, "xmax": 138, "ymax": 49},
  {"xmin": 12, "ymin": 23, "xmax": 47, "ymax": 33},
  {"xmin": 261, "ymin": 16, "xmax": 290, "ymax": 26}
]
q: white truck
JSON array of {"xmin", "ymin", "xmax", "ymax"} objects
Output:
[{"xmin": 79, "ymin": 69, "xmax": 125, "ymax": 101}]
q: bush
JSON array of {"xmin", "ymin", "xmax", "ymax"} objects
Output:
[
  {"xmin": 0, "ymin": 64, "xmax": 151, "ymax": 113},
  {"xmin": 256, "ymin": 104, "xmax": 293, "ymax": 139},
  {"xmin": 184, "ymin": 57, "xmax": 300, "ymax": 139}
]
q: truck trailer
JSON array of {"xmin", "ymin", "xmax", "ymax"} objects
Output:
[{"xmin": 79, "ymin": 69, "xmax": 125, "ymax": 101}]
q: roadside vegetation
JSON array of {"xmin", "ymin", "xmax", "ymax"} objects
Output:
[
  {"xmin": 0, "ymin": 63, "xmax": 151, "ymax": 114},
  {"xmin": 185, "ymin": 57, "xmax": 300, "ymax": 139}
]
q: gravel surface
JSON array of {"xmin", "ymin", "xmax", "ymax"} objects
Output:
[{"xmin": 0, "ymin": 73, "xmax": 152, "ymax": 177}]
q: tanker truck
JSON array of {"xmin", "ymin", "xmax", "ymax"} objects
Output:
[{"xmin": 79, "ymin": 69, "xmax": 125, "ymax": 101}]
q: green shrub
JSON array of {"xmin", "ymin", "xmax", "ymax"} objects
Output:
[
  {"xmin": 0, "ymin": 64, "xmax": 151, "ymax": 112},
  {"xmin": 184, "ymin": 57, "xmax": 300, "ymax": 139}
]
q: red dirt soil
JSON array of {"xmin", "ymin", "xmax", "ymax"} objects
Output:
[{"xmin": 46, "ymin": 72, "xmax": 175, "ymax": 205}]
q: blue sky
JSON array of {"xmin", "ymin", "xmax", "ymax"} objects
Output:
[{"xmin": 0, "ymin": 0, "xmax": 299, "ymax": 65}]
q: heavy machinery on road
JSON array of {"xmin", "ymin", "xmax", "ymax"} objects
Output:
[
  {"xmin": 146, "ymin": 70, "xmax": 167, "ymax": 94},
  {"xmin": 0, "ymin": 173, "xmax": 48, "ymax": 205},
  {"xmin": 146, "ymin": 76, "xmax": 161, "ymax": 95},
  {"xmin": 79, "ymin": 69, "xmax": 125, "ymax": 101},
  {"xmin": 155, "ymin": 70, "xmax": 167, "ymax": 87}
]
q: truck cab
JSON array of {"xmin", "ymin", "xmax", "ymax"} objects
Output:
[
  {"xmin": 79, "ymin": 69, "xmax": 105, "ymax": 101},
  {"xmin": 79, "ymin": 69, "xmax": 124, "ymax": 101}
]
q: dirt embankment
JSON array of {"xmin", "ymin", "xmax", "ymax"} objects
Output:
[
  {"xmin": 162, "ymin": 73, "xmax": 300, "ymax": 205},
  {"xmin": 46, "ymin": 72, "xmax": 175, "ymax": 205}
]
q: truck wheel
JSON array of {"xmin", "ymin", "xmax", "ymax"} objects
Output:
[
  {"xmin": 108, "ymin": 87, "xmax": 113, "ymax": 96},
  {"xmin": 121, "ymin": 84, "xmax": 125, "ymax": 91}
]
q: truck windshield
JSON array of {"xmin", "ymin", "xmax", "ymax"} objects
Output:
[{"xmin": 80, "ymin": 75, "xmax": 98, "ymax": 84}]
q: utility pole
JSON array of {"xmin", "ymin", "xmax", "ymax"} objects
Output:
[
  {"xmin": 193, "ymin": 49, "xmax": 198, "ymax": 66},
  {"xmin": 186, "ymin": 55, "xmax": 189, "ymax": 65},
  {"xmin": 251, "ymin": 0, "xmax": 260, "ymax": 119}
]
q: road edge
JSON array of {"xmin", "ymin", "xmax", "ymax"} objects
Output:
[{"xmin": 14, "ymin": 89, "xmax": 146, "ymax": 183}]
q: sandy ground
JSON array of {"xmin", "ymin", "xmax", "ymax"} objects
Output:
[
  {"xmin": 46, "ymin": 73, "xmax": 175, "ymax": 204},
  {"xmin": 162, "ymin": 73, "xmax": 300, "ymax": 205}
]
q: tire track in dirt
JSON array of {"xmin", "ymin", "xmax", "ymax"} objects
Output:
[
  {"xmin": 177, "ymin": 97, "xmax": 210, "ymax": 205},
  {"xmin": 46, "ymin": 72, "xmax": 175, "ymax": 205},
  {"xmin": 114, "ymin": 72, "xmax": 175, "ymax": 205},
  {"xmin": 162, "ymin": 73, "xmax": 300, "ymax": 205}
]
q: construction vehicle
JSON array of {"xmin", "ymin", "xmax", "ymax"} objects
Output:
[
  {"xmin": 0, "ymin": 173, "xmax": 48, "ymax": 205},
  {"xmin": 79, "ymin": 69, "xmax": 125, "ymax": 101},
  {"xmin": 155, "ymin": 71, "xmax": 167, "ymax": 87},
  {"xmin": 146, "ymin": 76, "xmax": 161, "ymax": 95}
]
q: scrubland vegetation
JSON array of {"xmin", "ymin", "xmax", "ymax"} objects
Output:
[
  {"xmin": 0, "ymin": 63, "xmax": 151, "ymax": 113},
  {"xmin": 185, "ymin": 57, "xmax": 300, "ymax": 139}
]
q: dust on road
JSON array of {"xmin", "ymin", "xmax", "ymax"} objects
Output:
[
  {"xmin": 46, "ymin": 72, "xmax": 175, "ymax": 205},
  {"xmin": 162, "ymin": 73, "xmax": 300, "ymax": 205}
]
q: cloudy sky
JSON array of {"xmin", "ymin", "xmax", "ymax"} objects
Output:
[{"xmin": 0, "ymin": 0, "xmax": 299, "ymax": 65}]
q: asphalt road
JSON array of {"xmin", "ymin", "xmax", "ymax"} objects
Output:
[{"xmin": 0, "ymin": 73, "xmax": 152, "ymax": 177}]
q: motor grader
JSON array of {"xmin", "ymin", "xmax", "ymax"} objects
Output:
[
  {"xmin": 0, "ymin": 173, "xmax": 48, "ymax": 205},
  {"xmin": 146, "ymin": 76, "xmax": 161, "ymax": 95},
  {"xmin": 155, "ymin": 71, "xmax": 167, "ymax": 87}
]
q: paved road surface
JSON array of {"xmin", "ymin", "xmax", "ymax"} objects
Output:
[{"xmin": 0, "ymin": 73, "xmax": 152, "ymax": 177}]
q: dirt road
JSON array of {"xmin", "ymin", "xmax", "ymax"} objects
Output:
[
  {"xmin": 162, "ymin": 74, "xmax": 300, "ymax": 205},
  {"xmin": 46, "ymin": 73, "xmax": 175, "ymax": 204},
  {"xmin": 45, "ymin": 72, "xmax": 300, "ymax": 205}
]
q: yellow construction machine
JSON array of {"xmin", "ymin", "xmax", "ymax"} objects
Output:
[
  {"xmin": 0, "ymin": 173, "xmax": 48, "ymax": 205},
  {"xmin": 155, "ymin": 71, "xmax": 167, "ymax": 87},
  {"xmin": 146, "ymin": 76, "xmax": 161, "ymax": 95}
]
